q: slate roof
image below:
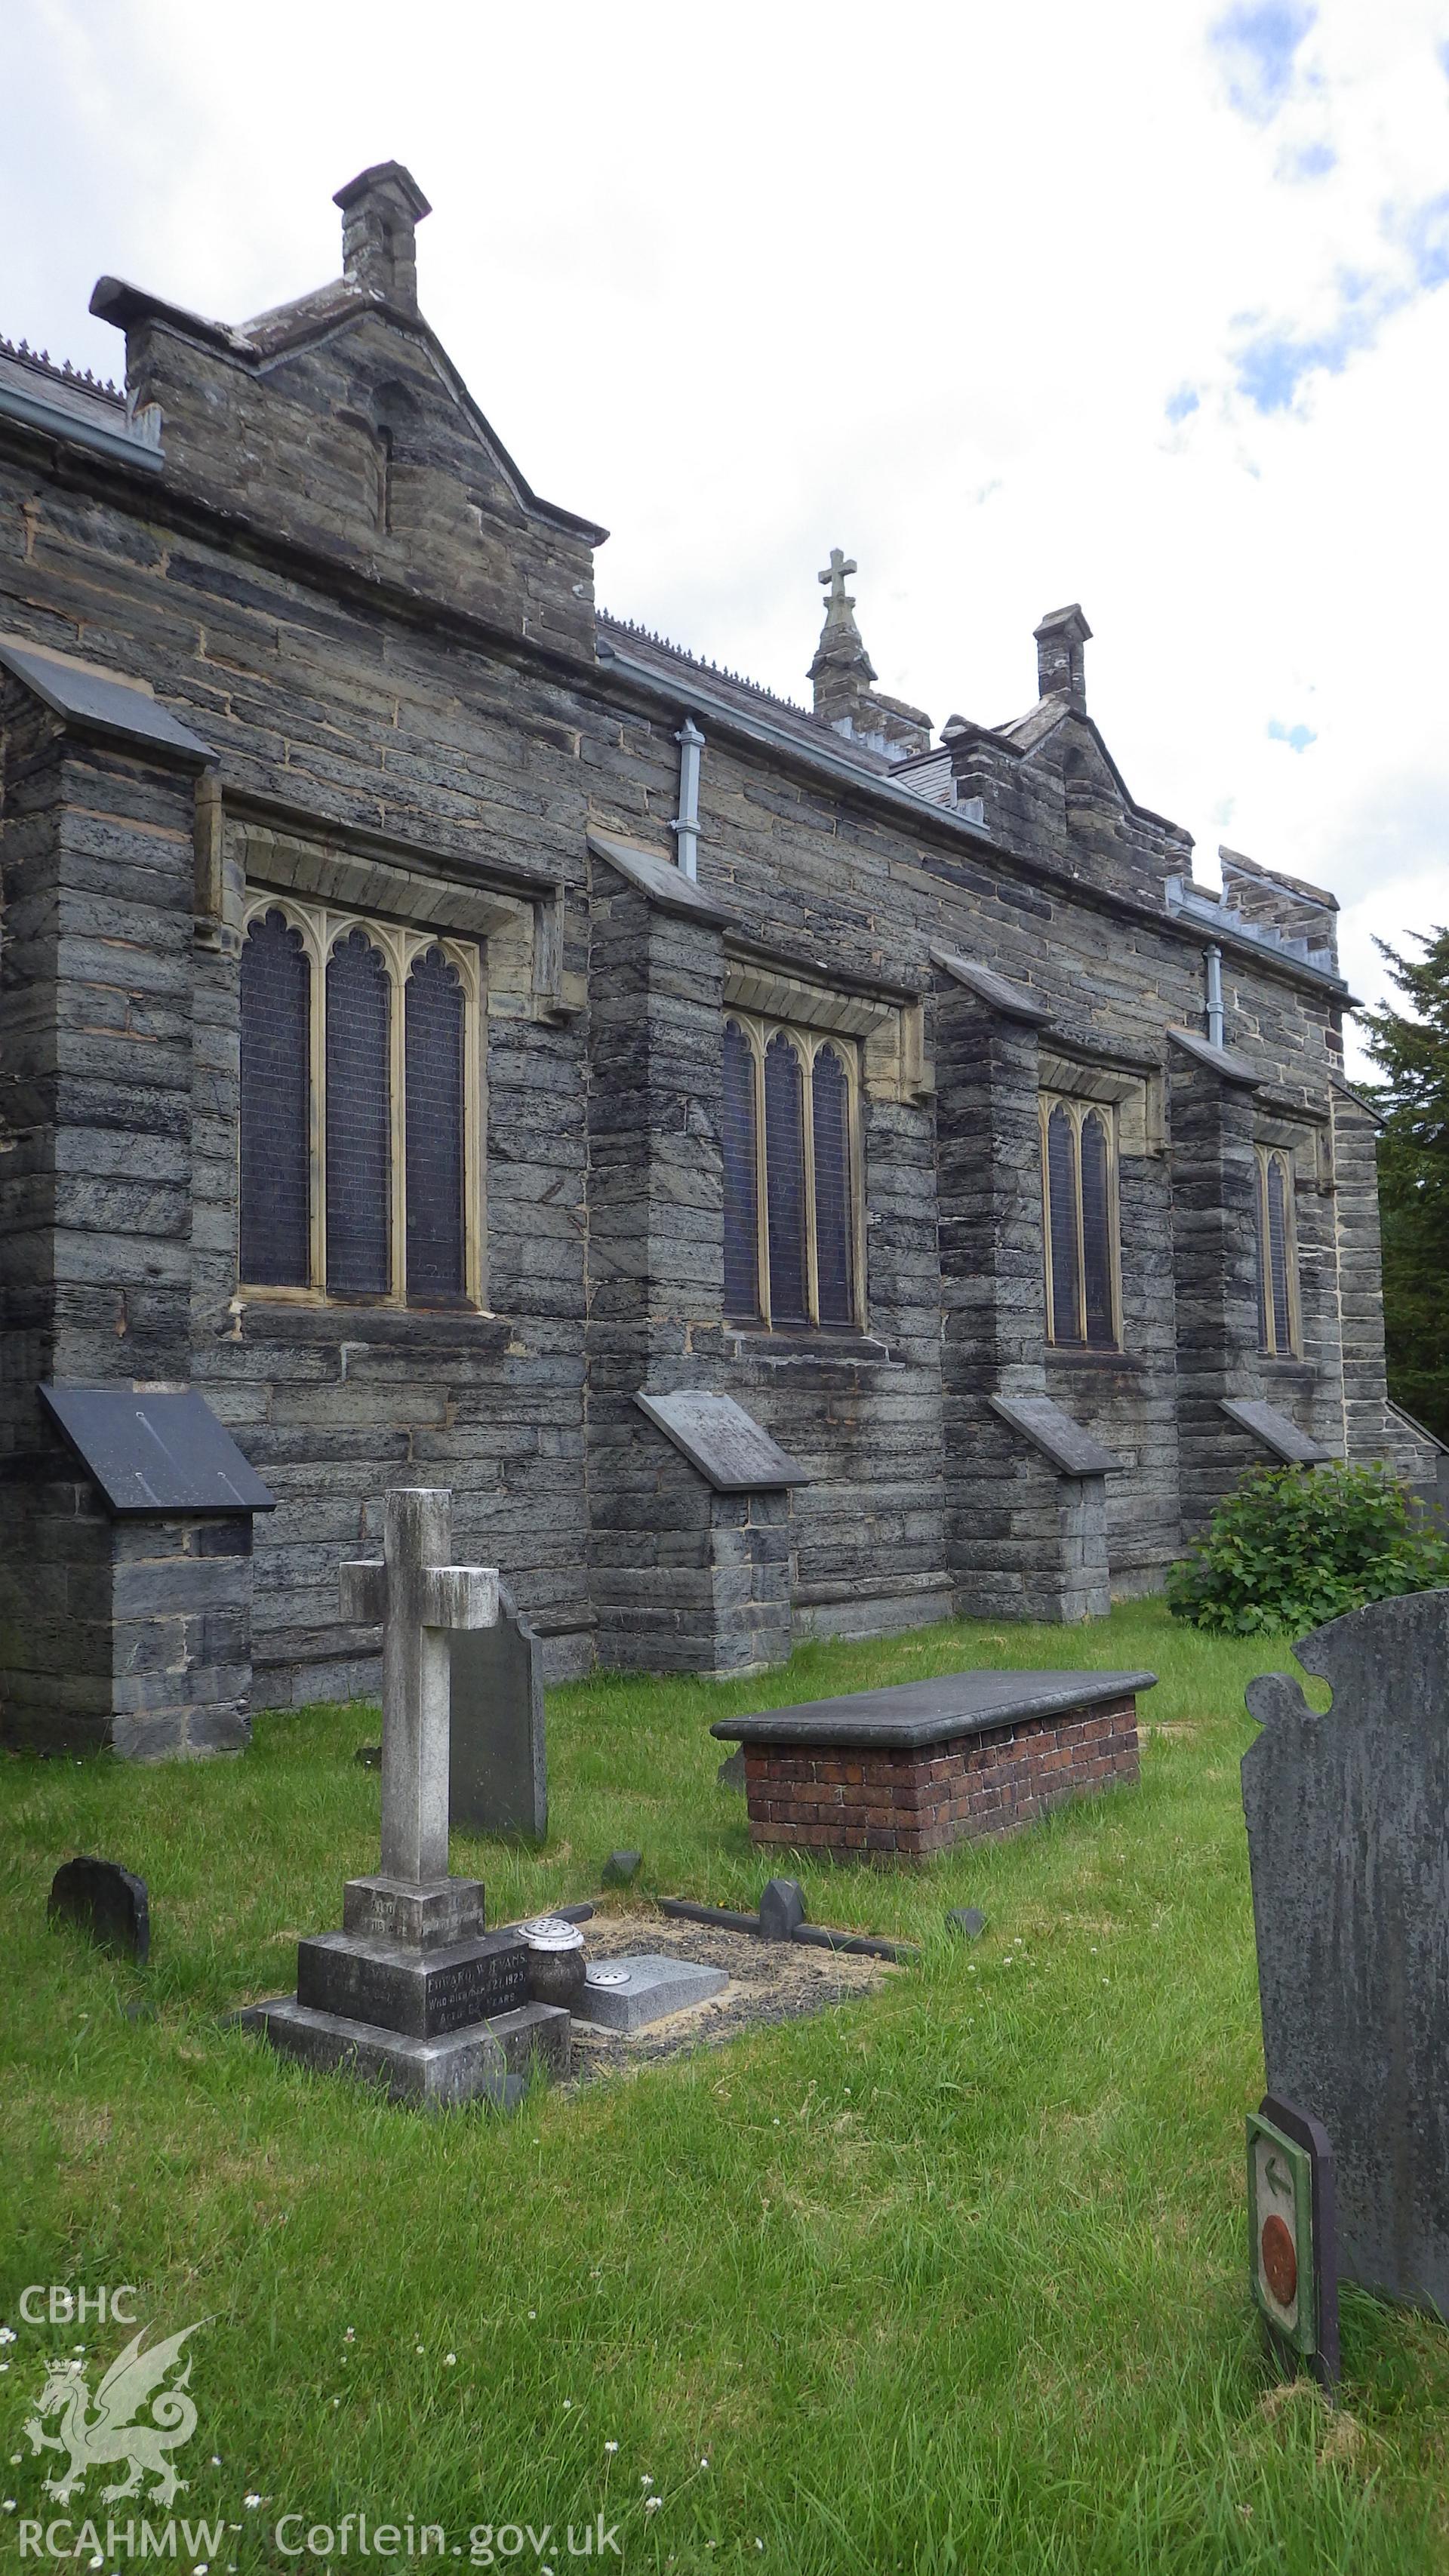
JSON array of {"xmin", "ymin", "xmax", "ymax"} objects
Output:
[{"xmin": 0, "ymin": 334, "xmax": 161, "ymax": 470}]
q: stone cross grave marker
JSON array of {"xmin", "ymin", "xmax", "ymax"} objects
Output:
[
  {"xmin": 1242, "ymin": 1588, "xmax": 1449, "ymax": 2311},
  {"xmin": 248, "ymin": 1488, "xmax": 570, "ymax": 2104}
]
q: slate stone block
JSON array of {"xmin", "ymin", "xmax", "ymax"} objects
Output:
[
  {"xmin": 297, "ymin": 1925, "xmax": 528, "ymax": 2038},
  {"xmin": 341, "ymin": 1872, "xmax": 485, "ymax": 1950},
  {"xmin": 601, "ymin": 1848, "xmax": 642, "ymax": 1887},
  {"xmin": 48, "ymin": 1854, "xmax": 149, "ymax": 1962},
  {"xmin": 242, "ymin": 1995, "xmax": 521, "ymax": 2111},
  {"xmin": 449, "ymin": 1582, "xmax": 546, "ymax": 1840},
  {"xmin": 758, "ymin": 1877, "xmax": 807, "ymax": 1940},
  {"xmin": 577, "ymin": 1953, "xmax": 728, "ymax": 2032},
  {"xmin": 485, "ymin": 1999, "xmax": 572, "ymax": 2081},
  {"xmin": 947, "ymin": 1907, "xmax": 987, "ymax": 1939}
]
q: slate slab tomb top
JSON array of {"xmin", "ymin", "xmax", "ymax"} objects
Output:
[
  {"xmin": 715, "ymin": 1669, "xmax": 1157, "ymax": 1749},
  {"xmin": 0, "ymin": 153, "xmax": 1441, "ymax": 1750},
  {"xmin": 715, "ymin": 1667, "xmax": 1153, "ymax": 1859}
]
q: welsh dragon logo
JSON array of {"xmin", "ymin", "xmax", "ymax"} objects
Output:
[{"xmin": 25, "ymin": 2322, "xmax": 205, "ymax": 2506}]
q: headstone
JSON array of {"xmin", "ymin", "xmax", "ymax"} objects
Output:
[
  {"xmin": 758, "ymin": 1876, "xmax": 806, "ymax": 1940},
  {"xmin": 1247, "ymin": 2094, "xmax": 1340, "ymax": 2394},
  {"xmin": 245, "ymin": 1488, "xmax": 569, "ymax": 2106},
  {"xmin": 577, "ymin": 1953, "xmax": 728, "ymax": 2033},
  {"xmin": 947, "ymin": 1907, "xmax": 986, "ymax": 1940},
  {"xmin": 448, "ymin": 1583, "xmax": 546, "ymax": 1840},
  {"xmin": 601, "ymin": 1848, "xmax": 642, "ymax": 1888},
  {"xmin": 717, "ymin": 1749, "xmax": 746, "ymax": 1790},
  {"xmin": 1242, "ymin": 1589, "xmax": 1449, "ymax": 2310},
  {"xmin": 48, "ymin": 1855, "xmax": 149, "ymax": 1963}
]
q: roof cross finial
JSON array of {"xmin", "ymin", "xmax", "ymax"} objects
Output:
[{"xmin": 818, "ymin": 546, "xmax": 857, "ymax": 616}]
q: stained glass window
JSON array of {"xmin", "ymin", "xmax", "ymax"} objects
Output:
[
  {"xmin": 722, "ymin": 1018, "xmax": 761, "ymax": 1322},
  {"xmin": 723, "ymin": 1014, "xmax": 860, "ymax": 1331},
  {"xmin": 1041, "ymin": 1093, "xmax": 1119, "ymax": 1350},
  {"xmin": 325, "ymin": 929, "xmax": 391, "ymax": 1297},
  {"xmin": 1256, "ymin": 1146, "xmax": 1298, "ymax": 1356},
  {"xmin": 240, "ymin": 909, "xmax": 310, "ymax": 1287},
  {"xmin": 405, "ymin": 946, "xmax": 467, "ymax": 1304},
  {"xmin": 238, "ymin": 897, "xmax": 479, "ymax": 1307}
]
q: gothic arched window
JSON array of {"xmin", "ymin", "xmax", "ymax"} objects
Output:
[
  {"xmin": 1041, "ymin": 1093, "xmax": 1120, "ymax": 1350},
  {"xmin": 1045, "ymin": 1102, "xmax": 1081, "ymax": 1346},
  {"xmin": 325, "ymin": 928, "xmax": 392, "ymax": 1298},
  {"xmin": 721, "ymin": 1012, "xmax": 860, "ymax": 1331},
  {"xmin": 1080, "ymin": 1108, "xmax": 1114, "ymax": 1350},
  {"xmin": 238, "ymin": 896, "xmax": 481, "ymax": 1308},
  {"xmin": 764, "ymin": 1032, "xmax": 810, "ymax": 1327},
  {"xmin": 240, "ymin": 908, "xmax": 311, "ymax": 1287},
  {"xmin": 722, "ymin": 1017, "xmax": 761, "ymax": 1322},
  {"xmin": 405, "ymin": 945, "xmax": 467, "ymax": 1305},
  {"xmin": 812, "ymin": 1043, "xmax": 855, "ymax": 1327},
  {"xmin": 1256, "ymin": 1145, "xmax": 1298, "ymax": 1356}
]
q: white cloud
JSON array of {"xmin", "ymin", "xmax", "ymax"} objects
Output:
[{"xmin": 2, "ymin": 0, "xmax": 1446, "ymax": 1071}]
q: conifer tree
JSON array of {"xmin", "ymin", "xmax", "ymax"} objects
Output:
[{"xmin": 1361, "ymin": 928, "xmax": 1449, "ymax": 1442}]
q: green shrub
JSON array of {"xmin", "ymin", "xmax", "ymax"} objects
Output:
[{"xmin": 1166, "ymin": 1459, "xmax": 1449, "ymax": 1636}]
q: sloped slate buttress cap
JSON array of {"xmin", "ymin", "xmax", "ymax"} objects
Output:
[
  {"xmin": 931, "ymin": 948, "xmax": 1054, "ymax": 1026},
  {"xmin": 0, "ymin": 641, "xmax": 215, "ymax": 768},
  {"xmin": 988, "ymin": 1393, "xmax": 1123, "ymax": 1479},
  {"xmin": 635, "ymin": 1391, "xmax": 809, "ymax": 1492}
]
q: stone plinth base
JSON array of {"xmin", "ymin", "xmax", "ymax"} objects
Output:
[
  {"xmin": 251, "ymin": 1863, "xmax": 562, "ymax": 2109},
  {"xmin": 244, "ymin": 1995, "xmax": 570, "ymax": 2107},
  {"xmin": 297, "ymin": 1924, "xmax": 529, "ymax": 2036},
  {"xmin": 713, "ymin": 1668, "xmax": 1151, "ymax": 1862},
  {"xmin": 342, "ymin": 1873, "xmax": 485, "ymax": 1949}
]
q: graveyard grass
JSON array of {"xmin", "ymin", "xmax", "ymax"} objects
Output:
[{"xmin": 5, "ymin": 1603, "xmax": 1449, "ymax": 2576}]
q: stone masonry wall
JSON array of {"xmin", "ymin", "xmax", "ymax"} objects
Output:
[{"xmin": 0, "ymin": 231, "xmax": 1414, "ymax": 1723}]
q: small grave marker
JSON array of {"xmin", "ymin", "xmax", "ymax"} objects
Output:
[
  {"xmin": 1247, "ymin": 2095, "xmax": 1340, "ymax": 2394},
  {"xmin": 48, "ymin": 1855, "xmax": 149, "ymax": 1963},
  {"xmin": 758, "ymin": 1877, "xmax": 806, "ymax": 1941},
  {"xmin": 602, "ymin": 1849, "xmax": 642, "ymax": 1888}
]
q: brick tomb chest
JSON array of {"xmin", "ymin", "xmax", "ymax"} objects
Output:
[{"xmin": 713, "ymin": 1667, "xmax": 1153, "ymax": 1861}]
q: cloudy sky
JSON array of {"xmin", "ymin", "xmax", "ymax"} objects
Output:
[{"xmin": 3, "ymin": 0, "xmax": 1447, "ymax": 1067}]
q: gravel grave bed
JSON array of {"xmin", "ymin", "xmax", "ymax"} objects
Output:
[{"xmin": 559, "ymin": 1906, "xmax": 897, "ymax": 2087}]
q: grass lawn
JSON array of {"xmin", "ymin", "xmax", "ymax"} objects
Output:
[{"xmin": 4, "ymin": 1599, "xmax": 1448, "ymax": 2575}]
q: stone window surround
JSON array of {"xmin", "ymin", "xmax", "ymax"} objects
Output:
[
  {"xmin": 1039, "ymin": 1089, "xmax": 1123, "ymax": 1353},
  {"xmin": 722, "ymin": 1006, "xmax": 866, "ymax": 1337},
  {"xmin": 238, "ymin": 886, "xmax": 486, "ymax": 1311},
  {"xmin": 721, "ymin": 956, "xmax": 931, "ymax": 1106}
]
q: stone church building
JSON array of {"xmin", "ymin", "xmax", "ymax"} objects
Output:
[{"xmin": 0, "ymin": 162, "xmax": 1435, "ymax": 1754}]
